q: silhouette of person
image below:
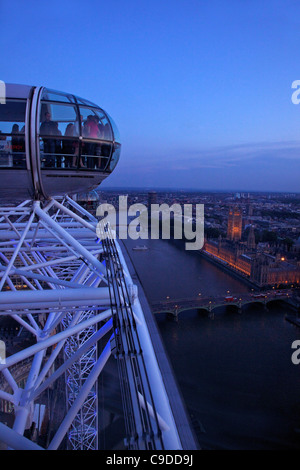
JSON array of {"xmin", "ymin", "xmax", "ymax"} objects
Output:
[
  {"xmin": 53, "ymin": 122, "xmax": 62, "ymax": 167},
  {"xmin": 11, "ymin": 124, "xmax": 21, "ymax": 167},
  {"xmin": 62, "ymin": 123, "xmax": 75, "ymax": 168},
  {"xmin": 40, "ymin": 112, "xmax": 56, "ymax": 167},
  {"xmin": 100, "ymin": 123, "xmax": 112, "ymax": 169},
  {"xmin": 85, "ymin": 115, "xmax": 99, "ymax": 168}
]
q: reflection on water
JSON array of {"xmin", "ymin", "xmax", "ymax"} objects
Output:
[{"xmin": 122, "ymin": 238, "xmax": 300, "ymax": 450}]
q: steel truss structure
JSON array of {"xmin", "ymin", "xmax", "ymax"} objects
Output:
[{"xmin": 0, "ymin": 196, "xmax": 182, "ymax": 450}]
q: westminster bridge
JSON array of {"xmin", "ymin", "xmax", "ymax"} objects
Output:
[{"xmin": 151, "ymin": 290, "xmax": 300, "ymax": 319}]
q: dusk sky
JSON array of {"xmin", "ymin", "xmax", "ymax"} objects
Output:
[{"xmin": 1, "ymin": 0, "xmax": 300, "ymax": 192}]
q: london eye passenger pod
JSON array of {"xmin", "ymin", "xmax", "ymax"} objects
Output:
[{"xmin": 0, "ymin": 84, "xmax": 121, "ymax": 202}]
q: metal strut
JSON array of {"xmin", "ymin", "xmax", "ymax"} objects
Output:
[{"xmin": 101, "ymin": 229, "xmax": 164, "ymax": 450}]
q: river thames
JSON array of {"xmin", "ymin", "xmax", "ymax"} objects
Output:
[{"xmin": 121, "ymin": 237, "xmax": 300, "ymax": 450}]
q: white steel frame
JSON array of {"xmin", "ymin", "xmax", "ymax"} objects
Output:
[{"xmin": 0, "ymin": 196, "xmax": 182, "ymax": 450}]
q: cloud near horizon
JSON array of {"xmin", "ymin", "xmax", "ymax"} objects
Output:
[
  {"xmin": 104, "ymin": 140, "xmax": 300, "ymax": 192},
  {"xmin": 156, "ymin": 140, "xmax": 300, "ymax": 170}
]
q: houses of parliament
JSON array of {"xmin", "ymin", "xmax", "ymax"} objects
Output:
[{"xmin": 203, "ymin": 205, "xmax": 300, "ymax": 287}]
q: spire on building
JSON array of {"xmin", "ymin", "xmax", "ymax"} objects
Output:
[{"xmin": 247, "ymin": 224, "xmax": 256, "ymax": 250}]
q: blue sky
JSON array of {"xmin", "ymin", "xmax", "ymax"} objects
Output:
[{"xmin": 1, "ymin": 0, "xmax": 300, "ymax": 191}]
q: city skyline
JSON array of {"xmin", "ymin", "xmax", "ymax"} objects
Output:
[{"xmin": 1, "ymin": 0, "xmax": 300, "ymax": 191}]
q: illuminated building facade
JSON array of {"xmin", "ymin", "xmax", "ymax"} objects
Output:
[{"xmin": 203, "ymin": 238, "xmax": 300, "ymax": 287}]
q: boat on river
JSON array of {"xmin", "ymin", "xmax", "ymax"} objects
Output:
[{"xmin": 132, "ymin": 245, "xmax": 148, "ymax": 251}]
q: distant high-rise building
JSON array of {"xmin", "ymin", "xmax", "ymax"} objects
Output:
[
  {"xmin": 227, "ymin": 205, "xmax": 242, "ymax": 241},
  {"xmin": 247, "ymin": 203, "xmax": 253, "ymax": 217},
  {"xmin": 148, "ymin": 191, "xmax": 157, "ymax": 208}
]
